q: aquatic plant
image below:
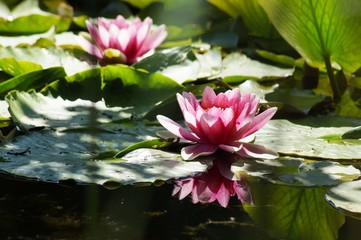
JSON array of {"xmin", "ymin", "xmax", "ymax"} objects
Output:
[
  {"xmin": 157, "ymin": 86, "xmax": 278, "ymax": 160},
  {"xmin": 79, "ymin": 15, "xmax": 167, "ymax": 64}
]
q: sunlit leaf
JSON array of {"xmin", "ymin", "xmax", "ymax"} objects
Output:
[
  {"xmin": 0, "ymin": 47, "xmax": 93, "ymax": 76},
  {"xmin": 100, "ymin": 65, "xmax": 183, "ymax": 113},
  {"xmin": 244, "ymin": 182, "xmax": 344, "ymax": 240},
  {"xmin": 0, "ymin": 27, "xmax": 55, "ymax": 47},
  {"xmin": 208, "ymin": 0, "xmax": 279, "ymax": 38},
  {"xmin": 114, "ymin": 138, "xmax": 176, "ymax": 158},
  {"xmin": 212, "ymin": 52, "xmax": 293, "ymax": 83},
  {"xmin": 121, "ymin": 0, "xmax": 161, "ymax": 9},
  {"xmin": 326, "ymin": 180, "xmax": 361, "ymax": 219},
  {"xmin": 138, "ymin": 45, "xmax": 293, "ymax": 84},
  {"xmin": 0, "ymin": 58, "xmax": 42, "ymax": 77},
  {"xmin": 0, "ymin": 0, "xmax": 71, "ymax": 34},
  {"xmin": 0, "ymin": 67, "xmax": 66, "ymax": 98},
  {"xmin": 234, "ymin": 158, "xmax": 360, "ymax": 187},
  {"xmin": 336, "ymin": 90, "xmax": 361, "ymax": 118},
  {"xmin": 255, "ymin": 117, "xmax": 361, "ymax": 160},
  {"xmin": 259, "ymin": 0, "xmax": 361, "ymax": 73},
  {"xmin": 0, "ymin": 91, "xmax": 207, "ymax": 184}
]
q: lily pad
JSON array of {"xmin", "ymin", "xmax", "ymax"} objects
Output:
[
  {"xmin": 0, "ymin": 132, "xmax": 207, "ymax": 185},
  {"xmin": 233, "ymin": 157, "xmax": 360, "ymax": 187},
  {"xmin": 0, "ymin": 91, "xmax": 207, "ymax": 185},
  {"xmin": 0, "ymin": 47, "xmax": 92, "ymax": 75},
  {"xmin": 255, "ymin": 118, "xmax": 361, "ymax": 160},
  {"xmin": 326, "ymin": 180, "xmax": 361, "ymax": 219},
  {"xmin": 0, "ymin": 0, "xmax": 71, "ymax": 34},
  {"xmin": 0, "ymin": 27, "xmax": 55, "ymax": 47},
  {"xmin": 0, "ymin": 67, "xmax": 66, "ymax": 97},
  {"xmin": 139, "ymin": 45, "xmax": 294, "ymax": 84}
]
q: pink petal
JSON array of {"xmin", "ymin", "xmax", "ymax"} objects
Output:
[
  {"xmin": 177, "ymin": 92, "xmax": 199, "ymax": 114},
  {"xmin": 236, "ymin": 142, "xmax": 279, "ymax": 159},
  {"xmin": 137, "ymin": 24, "xmax": 167, "ymax": 55},
  {"xmin": 201, "ymin": 86, "xmax": 216, "ymax": 109},
  {"xmin": 156, "ymin": 115, "xmax": 199, "ymax": 142},
  {"xmin": 215, "ymin": 183, "xmax": 231, "ymax": 208},
  {"xmin": 241, "ymin": 107, "xmax": 277, "ymax": 137},
  {"xmin": 219, "ymin": 143, "xmax": 243, "ymax": 153},
  {"xmin": 225, "ymin": 88, "xmax": 240, "ymax": 102},
  {"xmin": 200, "ymin": 113, "xmax": 225, "ymax": 144},
  {"xmin": 175, "ymin": 179, "xmax": 194, "ymax": 200},
  {"xmin": 98, "ymin": 22, "xmax": 110, "ymax": 48},
  {"xmin": 77, "ymin": 36, "xmax": 104, "ymax": 59},
  {"xmin": 135, "ymin": 18, "xmax": 151, "ymax": 48},
  {"xmin": 181, "ymin": 144, "xmax": 218, "ymax": 160},
  {"xmin": 219, "ymin": 107, "xmax": 235, "ymax": 128},
  {"xmin": 117, "ymin": 28, "xmax": 131, "ymax": 52}
]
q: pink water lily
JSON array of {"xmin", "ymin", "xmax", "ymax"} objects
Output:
[
  {"xmin": 157, "ymin": 86, "xmax": 278, "ymax": 160},
  {"xmin": 173, "ymin": 158, "xmax": 253, "ymax": 208},
  {"xmin": 79, "ymin": 15, "xmax": 167, "ymax": 64}
]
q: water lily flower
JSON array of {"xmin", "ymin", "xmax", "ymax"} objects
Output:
[
  {"xmin": 79, "ymin": 16, "xmax": 167, "ymax": 64},
  {"xmin": 157, "ymin": 86, "xmax": 278, "ymax": 160},
  {"xmin": 173, "ymin": 158, "xmax": 253, "ymax": 208}
]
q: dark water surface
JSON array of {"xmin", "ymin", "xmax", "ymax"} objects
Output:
[{"xmin": 0, "ymin": 174, "xmax": 361, "ymax": 240}]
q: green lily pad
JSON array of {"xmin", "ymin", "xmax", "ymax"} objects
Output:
[
  {"xmin": 0, "ymin": 27, "xmax": 55, "ymax": 47},
  {"xmin": 0, "ymin": 91, "xmax": 207, "ymax": 184},
  {"xmin": 265, "ymin": 88, "xmax": 325, "ymax": 115},
  {"xmin": 326, "ymin": 180, "xmax": 361, "ymax": 219},
  {"xmin": 233, "ymin": 157, "xmax": 360, "ymax": 187},
  {"xmin": 138, "ymin": 45, "xmax": 294, "ymax": 84},
  {"xmin": 255, "ymin": 118, "xmax": 361, "ymax": 160},
  {"xmin": 0, "ymin": 47, "xmax": 92, "ymax": 75},
  {"xmin": 0, "ymin": 58, "xmax": 42, "ymax": 77},
  {"xmin": 0, "ymin": 0, "xmax": 71, "ymax": 34},
  {"xmin": 0, "ymin": 67, "xmax": 66, "ymax": 98},
  {"xmin": 53, "ymin": 64, "xmax": 183, "ymax": 114}
]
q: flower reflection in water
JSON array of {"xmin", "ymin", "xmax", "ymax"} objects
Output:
[{"xmin": 172, "ymin": 155, "xmax": 252, "ymax": 208}]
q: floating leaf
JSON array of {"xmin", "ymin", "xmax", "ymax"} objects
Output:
[
  {"xmin": 233, "ymin": 157, "xmax": 360, "ymax": 187},
  {"xmin": 265, "ymin": 88, "xmax": 325, "ymax": 115},
  {"xmin": 100, "ymin": 65, "xmax": 183, "ymax": 112},
  {"xmin": 0, "ymin": 27, "xmax": 55, "ymax": 47},
  {"xmin": 0, "ymin": 0, "xmax": 71, "ymax": 34},
  {"xmin": 139, "ymin": 45, "xmax": 293, "ymax": 84},
  {"xmin": 0, "ymin": 67, "xmax": 66, "ymax": 98},
  {"xmin": 0, "ymin": 47, "xmax": 92, "ymax": 75},
  {"xmin": 255, "ymin": 118, "xmax": 361, "ymax": 160},
  {"xmin": 244, "ymin": 182, "xmax": 344, "ymax": 240},
  {"xmin": 0, "ymin": 91, "xmax": 207, "ymax": 184},
  {"xmin": 0, "ymin": 58, "xmax": 42, "ymax": 77},
  {"xmin": 259, "ymin": 0, "xmax": 361, "ymax": 73},
  {"xmin": 0, "ymin": 133, "xmax": 207, "ymax": 185},
  {"xmin": 326, "ymin": 180, "xmax": 361, "ymax": 219},
  {"xmin": 341, "ymin": 126, "xmax": 361, "ymax": 140}
]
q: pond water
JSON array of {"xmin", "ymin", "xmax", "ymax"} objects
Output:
[{"xmin": 1, "ymin": 174, "xmax": 361, "ymax": 240}]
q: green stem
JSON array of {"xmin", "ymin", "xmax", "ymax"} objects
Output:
[{"xmin": 324, "ymin": 55, "xmax": 341, "ymax": 103}]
